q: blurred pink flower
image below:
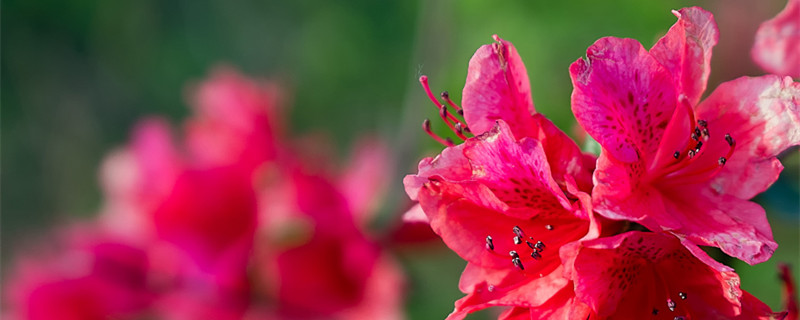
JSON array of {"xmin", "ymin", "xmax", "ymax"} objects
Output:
[
  {"xmin": 4, "ymin": 226, "xmax": 155, "ymax": 320},
  {"xmin": 7, "ymin": 66, "xmax": 405, "ymax": 320},
  {"xmin": 570, "ymin": 7, "xmax": 800, "ymax": 265},
  {"xmin": 753, "ymin": 0, "xmax": 800, "ymax": 78},
  {"xmin": 255, "ymin": 152, "xmax": 404, "ymax": 320}
]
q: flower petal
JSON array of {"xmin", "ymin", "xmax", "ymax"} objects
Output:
[
  {"xmin": 462, "ymin": 35, "xmax": 537, "ymax": 138},
  {"xmin": 650, "ymin": 7, "xmax": 719, "ymax": 105},
  {"xmin": 339, "ymin": 138, "xmax": 393, "ymax": 225},
  {"xmin": 447, "ymin": 265, "xmax": 569, "ymax": 320},
  {"xmin": 462, "ymin": 121, "xmax": 572, "ymax": 218},
  {"xmin": 570, "ymin": 37, "xmax": 678, "ymax": 164},
  {"xmin": 752, "ymin": 0, "xmax": 800, "ymax": 78},
  {"xmin": 695, "ymin": 75, "xmax": 800, "ymax": 200},
  {"xmin": 418, "ymin": 182, "xmax": 588, "ymax": 271},
  {"xmin": 573, "ymin": 232, "xmax": 744, "ymax": 318}
]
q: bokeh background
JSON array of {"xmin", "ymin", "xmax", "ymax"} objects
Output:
[{"xmin": 3, "ymin": 0, "xmax": 798, "ymax": 318}]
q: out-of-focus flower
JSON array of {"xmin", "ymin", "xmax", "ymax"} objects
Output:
[
  {"xmin": 255, "ymin": 144, "xmax": 404, "ymax": 320},
  {"xmin": 570, "ymin": 7, "xmax": 800, "ymax": 265},
  {"xmin": 753, "ymin": 0, "xmax": 800, "ymax": 78},
  {"xmin": 5, "ymin": 66, "xmax": 405, "ymax": 320},
  {"xmin": 4, "ymin": 226, "xmax": 155, "ymax": 320},
  {"xmin": 405, "ymin": 36, "xmax": 601, "ymax": 319}
]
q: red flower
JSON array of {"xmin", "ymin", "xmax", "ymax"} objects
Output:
[
  {"xmin": 569, "ymin": 7, "xmax": 800, "ymax": 264},
  {"xmin": 256, "ymin": 154, "xmax": 404, "ymax": 320},
  {"xmin": 406, "ymin": 36, "xmax": 600, "ymax": 319},
  {"xmin": 4, "ymin": 227, "xmax": 154, "ymax": 320},
  {"xmin": 565, "ymin": 231, "xmax": 785, "ymax": 319},
  {"xmin": 752, "ymin": 0, "xmax": 800, "ymax": 78}
]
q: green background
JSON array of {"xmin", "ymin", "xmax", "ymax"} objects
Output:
[{"xmin": 3, "ymin": 0, "xmax": 797, "ymax": 318}]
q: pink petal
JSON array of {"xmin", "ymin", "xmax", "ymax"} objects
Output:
[
  {"xmin": 153, "ymin": 167, "xmax": 257, "ymax": 276},
  {"xmin": 461, "ymin": 121, "xmax": 572, "ymax": 219},
  {"xmin": 527, "ymin": 285, "xmax": 593, "ymax": 320},
  {"xmin": 695, "ymin": 75, "xmax": 800, "ymax": 200},
  {"xmin": 592, "ymin": 152, "xmax": 683, "ymax": 230},
  {"xmin": 573, "ymin": 232, "xmax": 745, "ymax": 318},
  {"xmin": 570, "ymin": 37, "xmax": 678, "ymax": 164},
  {"xmin": 650, "ymin": 7, "xmax": 719, "ymax": 105},
  {"xmin": 447, "ymin": 265, "xmax": 570, "ymax": 320},
  {"xmin": 498, "ymin": 307, "xmax": 532, "ymax": 320},
  {"xmin": 185, "ymin": 66, "xmax": 284, "ymax": 171},
  {"xmin": 530, "ymin": 114, "xmax": 595, "ymax": 193},
  {"xmin": 339, "ymin": 137, "xmax": 393, "ymax": 225},
  {"xmin": 752, "ymin": 0, "xmax": 800, "ymax": 78},
  {"xmin": 462, "ymin": 35, "xmax": 537, "ymax": 139},
  {"xmin": 658, "ymin": 184, "xmax": 778, "ymax": 265},
  {"xmin": 417, "ymin": 181, "xmax": 589, "ymax": 271},
  {"xmin": 403, "ymin": 143, "xmax": 470, "ymax": 201}
]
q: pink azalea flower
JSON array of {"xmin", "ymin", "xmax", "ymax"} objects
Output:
[
  {"xmin": 570, "ymin": 7, "xmax": 800, "ymax": 264},
  {"xmin": 406, "ymin": 36, "xmax": 601, "ymax": 319},
  {"xmin": 185, "ymin": 66, "xmax": 285, "ymax": 171},
  {"xmin": 565, "ymin": 231, "xmax": 786, "ymax": 319},
  {"xmin": 256, "ymin": 159, "xmax": 404, "ymax": 320},
  {"xmin": 4, "ymin": 226, "xmax": 154, "ymax": 320},
  {"xmin": 752, "ymin": 0, "xmax": 800, "ymax": 78}
]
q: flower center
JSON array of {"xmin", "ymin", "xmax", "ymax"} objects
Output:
[
  {"xmin": 484, "ymin": 225, "xmax": 552, "ymax": 273},
  {"xmin": 648, "ymin": 99, "xmax": 736, "ymax": 187},
  {"xmin": 418, "ymin": 75, "xmax": 473, "ymax": 146}
]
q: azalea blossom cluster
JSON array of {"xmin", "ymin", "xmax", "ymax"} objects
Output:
[
  {"xmin": 406, "ymin": 7, "xmax": 799, "ymax": 320},
  {"xmin": 4, "ymin": 68, "xmax": 405, "ymax": 320}
]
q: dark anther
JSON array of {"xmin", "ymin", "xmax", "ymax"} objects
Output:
[
  {"xmin": 694, "ymin": 127, "xmax": 701, "ymax": 137},
  {"xmin": 485, "ymin": 236, "xmax": 494, "ymax": 250},
  {"xmin": 457, "ymin": 109, "xmax": 464, "ymax": 116},
  {"xmin": 702, "ymin": 128, "xmax": 710, "ymax": 137},
  {"xmin": 509, "ymin": 250, "xmax": 519, "ymax": 258},
  {"xmin": 667, "ymin": 299, "xmax": 676, "ymax": 312},
  {"xmin": 545, "ymin": 224, "xmax": 554, "ymax": 230},
  {"xmin": 687, "ymin": 150, "xmax": 696, "ymax": 159},
  {"xmin": 652, "ymin": 309, "xmax": 659, "ymax": 315},
  {"xmin": 725, "ymin": 133, "xmax": 735, "ymax": 146},
  {"xmin": 718, "ymin": 157, "xmax": 727, "ymax": 166},
  {"xmin": 694, "ymin": 140, "xmax": 703, "ymax": 151},
  {"xmin": 678, "ymin": 292, "xmax": 687, "ymax": 300},
  {"xmin": 513, "ymin": 226, "xmax": 524, "ymax": 238},
  {"xmin": 697, "ymin": 119, "xmax": 708, "ymax": 127},
  {"xmin": 463, "ymin": 126, "xmax": 471, "ymax": 133},
  {"xmin": 513, "ymin": 236, "xmax": 522, "ymax": 245},
  {"xmin": 526, "ymin": 241, "xmax": 535, "ymax": 249},
  {"xmin": 691, "ymin": 132, "xmax": 699, "ymax": 141},
  {"xmin": 534, "ymin": 241, "xmax": 545, "ymax": 251},
  {"xmin": 673, "ymin": 151, "xmax": 680, "ymax": 159},
  {"xmin": 530, "ymin": 251, "xmax": 542, "ymax": 260},
  {"xmin": 512, "ymin": 257, "xmax": 524, "ymax": 270},
  {"xmin": 440, "ymin": 91, "xmax": 449, "ymax": 99},
  {"xmin": 455, "ymin": 122, "xmax": 464, "ymax": 135},
  {"xmin": 423, "ymin": 119, "xmax": 432, "ymax": 130}
]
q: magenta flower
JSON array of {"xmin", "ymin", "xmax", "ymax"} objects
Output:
[
  {"xmin": 752, "ymin": 0, "xmax": 800, "ymax": 78},
  {"xmin": 406, "ymin": 36, "xmax": 601, "ymax": 319},
  {"xmin": 4, "ymin": 227, "xmax": 154, "ymax": 320},
  {"xmin": 256, "ymin": 155, "xmax": 404, "ymax": 320},
  {"xmin": 570, "ymin": 7, "xmax": 800, "ymax": 264},
  {"xmin": 565, "ymin": 231, "xmax": 785, "ymax": 319}
]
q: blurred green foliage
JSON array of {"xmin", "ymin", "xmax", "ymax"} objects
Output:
[{"xmin": 3, "ymin": 0, "xmax": 796, "ymax": 318}]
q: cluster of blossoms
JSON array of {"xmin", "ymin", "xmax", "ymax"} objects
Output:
[
  {"xmin": 4, "ymin": 68, "xmax": 406, "ymax": 320},
  {"xmin": 406, "ymin": 7, "xmax": 799, "ymax": 320}
]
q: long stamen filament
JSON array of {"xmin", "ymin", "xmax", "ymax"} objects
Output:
[{"xmin": 422, "ymin": 119, "xmax": 454, "ymax": 147}]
